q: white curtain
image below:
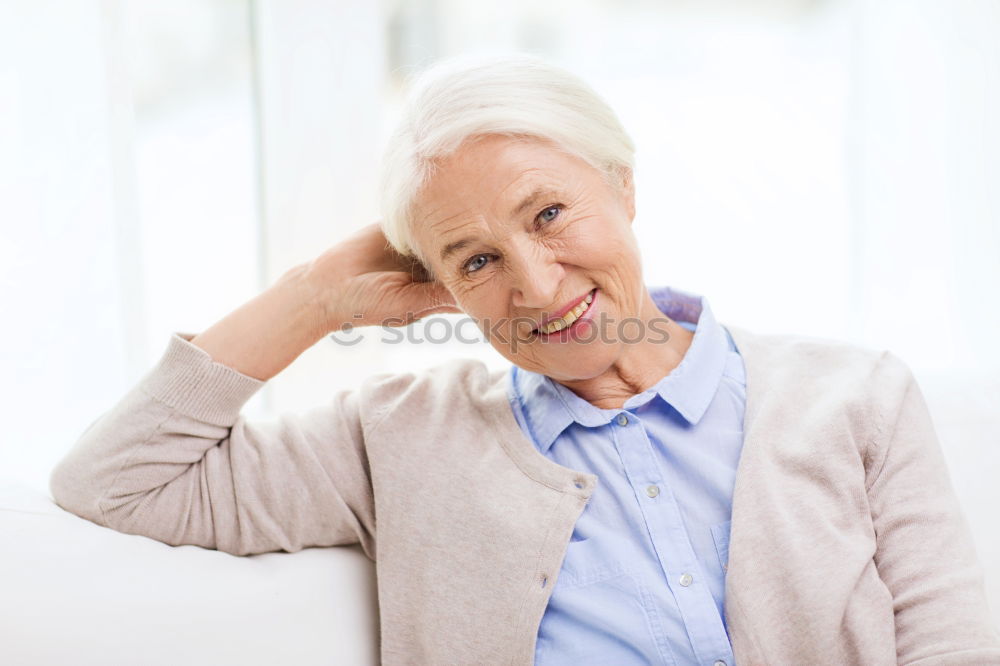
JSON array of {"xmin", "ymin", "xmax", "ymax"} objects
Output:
[{"xmin": 2, "ymin": 0, "xmax": 997, "ymax": 487}]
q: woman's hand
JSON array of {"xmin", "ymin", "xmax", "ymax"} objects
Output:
[{"xmin": 303, "ymin": 222, "xmax": 462, "ymax": 334}]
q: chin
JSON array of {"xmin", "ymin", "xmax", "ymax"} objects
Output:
[{"xmin": 536, "ymin": 347, "xmax": 616, "ymax": 381}]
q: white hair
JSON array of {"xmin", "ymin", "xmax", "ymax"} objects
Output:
[{"xmin": 377, "ymin": 53, "xmax": 636, "ymax": 270}]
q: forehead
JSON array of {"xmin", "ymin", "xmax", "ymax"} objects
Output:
[{"xmin": 412, "ymin": 135, "xmax": 595, "ymax": 240}]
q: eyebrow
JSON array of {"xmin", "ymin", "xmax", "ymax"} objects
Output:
[
  {"xmin": 440, "ymin": 238, "xmax": 474, "ymax": 263},
  {"xmin": 510, "ymin": 187, "xmax": 557, "ymax": 218},
  {"xmin": 438, "ymin": 188, "xmax": 559, "ymax": 263}
]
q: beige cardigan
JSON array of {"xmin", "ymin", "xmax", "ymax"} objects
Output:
[{"xmin": 50, "ymin": 324, "xmax": 1000, "ymax": 665}]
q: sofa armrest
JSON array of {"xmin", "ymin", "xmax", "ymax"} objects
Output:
[{"xmin": 0, "ymin": 478, "xmax": 379, "ymax": 666}]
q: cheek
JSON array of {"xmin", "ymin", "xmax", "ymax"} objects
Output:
[
  {"xmin": 449, "ymin": 281, "xmax": 500, "ymax": 320},
  {"xmin": 561, "ymin": 208, "xmax": 633, "ymax": 256},
  {"xmin": 566, "ymin": 227, "xmax": 631, "ymax": 267}
]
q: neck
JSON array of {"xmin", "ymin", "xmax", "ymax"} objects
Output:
[{"xmin": 556, "ymin": 289, "xmax": 695, "ymax": 410}]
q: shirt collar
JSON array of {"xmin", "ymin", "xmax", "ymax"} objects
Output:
[{"xmin": 510, "ymin": 285, "xmax": 732, "ymax": 453}]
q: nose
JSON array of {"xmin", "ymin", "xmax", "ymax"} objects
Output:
[{"xmin": 510, "ymin": 242, "xmax": 564, "ymax": 310}]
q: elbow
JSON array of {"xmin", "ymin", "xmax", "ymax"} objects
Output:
[{"xmin": 48, "ymin": 454, "xmax": 106, "ymax": 526}]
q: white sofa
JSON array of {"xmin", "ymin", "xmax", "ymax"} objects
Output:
[{"xmin": 2, "ymin": 369, "xmax": 997, "ymax": 665}]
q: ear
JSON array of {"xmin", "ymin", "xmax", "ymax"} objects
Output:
[{"xmin": 620, "ymin": 168, "xmax": 636, "ymax": 223}]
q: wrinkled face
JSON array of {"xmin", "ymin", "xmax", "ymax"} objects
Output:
[{"xmin": 410, "ymin": 134, "xmax": 645, "ymax": 381}]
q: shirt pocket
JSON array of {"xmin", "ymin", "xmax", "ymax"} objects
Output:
[
  {"xmin": 710, "ymin": 519, "xmax": 732, "ymax": 574},
  {"xmin": 537, "ymin": 541, "xmax": 678, "ymax": 665}
]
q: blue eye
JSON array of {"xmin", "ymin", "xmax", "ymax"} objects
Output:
[
  {"xmin": 463, "ymin": 254, "xmax": 490, "ymax": 274},
  {"xmin": 539, "ymin": 205, "xmax": 562, "ymax": 224}
]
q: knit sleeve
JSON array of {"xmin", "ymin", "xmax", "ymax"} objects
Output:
[
  {"xmin": 48, "ymin": 332, "xmax": 376, "ymax": 560},
  {"xmin": 866, "ymin": 352, "xmax": 1000, "ymax": 665}
]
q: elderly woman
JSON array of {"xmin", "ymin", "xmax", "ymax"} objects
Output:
[{"xmin": 50, "ymin": 56, "xmax": 999, "ymax": 665}]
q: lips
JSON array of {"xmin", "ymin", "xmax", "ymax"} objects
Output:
[{"xmin": 533, "ymin": 288, "xmax": 597, "ymax": 334}]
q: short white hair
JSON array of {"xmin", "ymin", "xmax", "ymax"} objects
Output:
[{"xmin": 378, "ymin": 53, "xmax": 636, "ymax": 268}]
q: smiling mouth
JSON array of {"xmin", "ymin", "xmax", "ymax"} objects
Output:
[{"xmin": 533, "ymin": 289, "xmax": 597, "ymax": 335}]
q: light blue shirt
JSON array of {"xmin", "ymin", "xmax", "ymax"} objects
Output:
[{"xmin": 506, "ymin": 285, "xmax": 747, "ymax": 666}]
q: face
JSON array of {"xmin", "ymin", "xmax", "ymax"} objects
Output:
[{"xmin": 410, "ymin": 134, "xmax": 645, "ymax": 381}]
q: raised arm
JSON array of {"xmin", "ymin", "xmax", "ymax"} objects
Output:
[
  {"xmin": 49, "ymin": 223, "xmax": 459, "ymax": 558},
  {"xmin": 188, "ymin": 221, "xmax": 458, "ymax": 382}
]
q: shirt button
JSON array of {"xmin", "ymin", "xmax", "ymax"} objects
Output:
[
  {"xmin": 645, "ymin": 485, "xmax": 659, "ymax": 498},
  {"xmin": 679, "ymin": 573, "xmax": 693, "ymax": 587},
  {"xmin": 714, "ymin": 661, "xmax": 727, "ymax": 666},
  {"xmin": 616, "ymin": 413, "xmax": 628, "ymax": 426}
]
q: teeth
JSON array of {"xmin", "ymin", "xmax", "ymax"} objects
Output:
[{"xmin": 539, "ymin": 291, "xmax": 594, "ymax": 334}]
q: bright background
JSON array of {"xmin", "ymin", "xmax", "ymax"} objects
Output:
[{"xmin": 2, "ymin": 0, "xmax": 998, "ymax": 621}]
